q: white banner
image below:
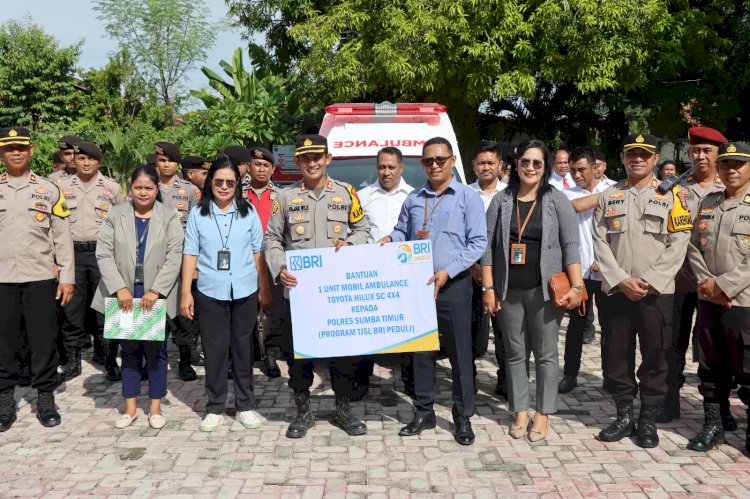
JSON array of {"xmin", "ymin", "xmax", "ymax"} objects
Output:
[{"xmin": 287, "ymin": 241, "xmax": 439, "ymax": 359}]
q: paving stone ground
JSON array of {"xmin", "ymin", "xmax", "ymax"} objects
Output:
[{"xmin": 2, "ymin": 314, "xmax": 750, "ymax": 498}]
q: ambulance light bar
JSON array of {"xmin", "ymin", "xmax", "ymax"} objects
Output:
[{"xmin": 325, "ymin": 103, "xmax": 447, "ymax": 115}]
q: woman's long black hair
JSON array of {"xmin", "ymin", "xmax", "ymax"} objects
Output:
[
  {"xmin": 130, "ymin": 165, "xmax": 162, "ymax": 203},
  {"xmin": 507, "ymin": 139, "xmax": 553, "ymax": 197},
  {"xmin": 198, "ymin": 156, "xmax": 253, "ymax": 217}
]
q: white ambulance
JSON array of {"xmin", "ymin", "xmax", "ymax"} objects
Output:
[{"xmin": 317, "ymin": 102, "xmax": 466, "ymax": 189}]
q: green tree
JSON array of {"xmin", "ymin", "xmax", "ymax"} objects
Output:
[
  {"xmin": 94, "ymin": 0, "xmax": 223, "ymax": 118},
  {"xmin": 0, "ymin": 18, "xmax": 82, "ymax": 129}
]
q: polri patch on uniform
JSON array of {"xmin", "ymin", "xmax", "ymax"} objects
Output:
[
  {"xmin": 739, "ymin": 235, "xmax": 750, "ymax": 249},
  {"xmin": 272, "ymin": 201, "xmax": 281, "ymax": 215},
  {"xmin": 609, "ymin": 191, "xmax": 625, "ymax": 199},
  {"xmin": 295, "ymin": 225, "xmax": 305, "ymax": 235},
  {"xmin": 331, "ymin": 195, "xmax": 344, "ymax": 203},
  {"xmin": 35, "ymin": 186, "xmax": 49, "ymax": 194},
  {"xmin": 34, "ymin": 212, "xmax": 46, "ymax": 222},
  {"xmin": 292, "ymin": 197, "xmax": 304, "ymax": 205}
]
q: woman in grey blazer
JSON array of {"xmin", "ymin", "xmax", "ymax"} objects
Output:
[
  {"xmin": 480, "ymin": 139, "xmax": 584, "ymax": 442},
  {"xmin": 92, "ymin": 166, "xmax": 184, "ymax": 429}
]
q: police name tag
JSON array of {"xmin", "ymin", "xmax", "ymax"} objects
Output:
[{"xmin": 287, "ymin": 241, "xmax": 439, "ymax": 359}]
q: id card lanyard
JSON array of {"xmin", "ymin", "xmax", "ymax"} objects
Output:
[
  {"xmin": 510, "ymin": 197, "xmax": 537, "ymax": 265},
  {"xmin": 134, "ymin": 218, "xmax": 150, "ymax": 284},
  {"xmin": 417, "ymin": 191, "xmax": 448, "ymax": 240},
  {"xmin": 213, "ymin": 211, "xmax": 234, "ymax": 271}
]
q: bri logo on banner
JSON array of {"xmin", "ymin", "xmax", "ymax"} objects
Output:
[
  {"xmin": 290, "ymin": 254, "xmax": 323, "ymax": 271},
  {"xmin": 397, "ymin": 242, "xmax": 431, "ymax": 264}
]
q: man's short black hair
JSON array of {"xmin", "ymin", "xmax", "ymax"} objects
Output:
[
  {"xmin": 423, "ymin": 137, "xmax": 453, "ymax": 155},
  {"xmin": 377, "ymin": 146, "xmax": 403, "ymax": 163},
  {"xmin": 569, "ymin": 147, "xmax": 596, "ymax": 167},
  {"xmin": 471, "ymin": 141, "xmax": 502, "ymax": 162},
  {"xmin": 593, "ymin": 148, "xmax": 606, "ymax": 162}
]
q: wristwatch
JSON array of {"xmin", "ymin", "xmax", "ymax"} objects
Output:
[{"xmin": 481, "ymin": 285, "xmax": 494, "ymax": 292}]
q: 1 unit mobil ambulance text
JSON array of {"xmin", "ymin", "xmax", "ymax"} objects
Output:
[{"xmin": 318, "ymin": 103, "xmax": 467, "ymax": 189}]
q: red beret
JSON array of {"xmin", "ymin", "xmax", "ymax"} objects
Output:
[{"xmin": 688, "ymin": 126, "xmax": 727, "ymax": 146}]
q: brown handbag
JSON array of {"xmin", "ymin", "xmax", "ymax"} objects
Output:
[{"xmin": 548, "ymin": 272, "xmax": 588, "ymax": 317}]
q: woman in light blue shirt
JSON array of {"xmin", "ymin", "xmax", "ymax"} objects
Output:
[{"xmin": 180, "ymin": 157, "xmax": 271, "ymax": 432}]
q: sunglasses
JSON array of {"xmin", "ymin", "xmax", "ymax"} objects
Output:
[
  {"xmin": 420, "ymin": 156, "xmax": 453, "ymax": 167},
  {"xmin": 212, "ymin": 178, "xmax": 237, "ymax": 188},
  {"xmin": 518, "ymin": 158, "xmax": 545, "ymax": 169}
]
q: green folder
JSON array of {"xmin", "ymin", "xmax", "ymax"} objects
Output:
[{"xmin": 103, "ymin": 297, "xmax": 167, "ymax": 341}]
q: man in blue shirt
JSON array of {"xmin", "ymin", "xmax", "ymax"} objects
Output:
[{"xmin": 380, "ymin": 137, "xmax": 487, "ymax": 445}]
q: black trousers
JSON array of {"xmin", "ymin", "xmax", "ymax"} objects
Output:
[
  {"xmin": 61, "ymin": 249, "xmax": 107, "ymax": 348},
  {"xmin": 280, "ymin": 299, "xmax": 355, "ymax": 397},
  {"xmin": 196, "ymin": 290, "xmax": 258, "ymax": 414},
  {"xmin": 695, "ymin": 303, "xmax": 750, "ymax": 402},
  {"xmin": 174, "ymin": 281, "xmax": 199, "ymax": 347},
  {"xmin": 599, "ymin": 292, "xmax": 673, "ymax": 406},
  {"xmin": 0, "ymin": 280, "xmax": 61, "ymax": 391},
  {"xmin": 263, "ymin": 268, "xmax": 286, "ymax": 351},
  {"xmin": 414, "ymin": 274, "xmax": 474, "ymax": 419},
  {"xmin": 563, "ymin": 279, "xmax": 605, "ymax": 377},
  {"xmin": 665, "ymin": 290, "xmax": 699, "ymax": 405}
]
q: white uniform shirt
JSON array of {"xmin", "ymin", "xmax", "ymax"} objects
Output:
[
  {"xmin": 601, "ymin": 176, "xmax": 618, "ymax": 187},
  {"xmin": 563, "ymin": 181, "xmax": 610, "ymax": 280},
  {"xmin": 549, "ymin": 170, "xmax": 575, "ymax": 191},
  {"xmin": 468, "ymin": 180, "xmax": 507, "ymax": 212},
  {"xmin": 359, "ymin": 179, "xmax": 414, "ymax": 243}
]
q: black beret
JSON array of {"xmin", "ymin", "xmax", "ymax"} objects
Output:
[
  {"xmin": 248, "ymin": 146, "xmax": 274, "ymax": 164},
  {"xmin": 294, "ymin": 134, "xmax": 327, "ymax": 156},
  {"xmin": 717, "ymin": 142, "xmax": 750, "ymax": 163},
  {"xmin": 58, "ymin": 135, "xmax": 83, "ymax": 150},
  {"xmin": 51, "ymin": 151, "xmax": 64, "ymax": 163},
  {"xmin": 146, "ymin": 154, "xmax": 157, "ymax": 167},
  {"xmin": 622, "ymin": 133, "xmax": 658, "ymax": 153},
  {"xmin": 182, "ymin": 155, "xmax": 210, "ymax": 170},
  {"xmin": 155, "ymin": 141, "xmax": 181, "ymax": 162},
  {"xmin": 74, "ymin": 141, "xmax": 103, "ymax": 161},
  {"xmin": 221, "ymin": 145, "xmax": 253, "ymax": 165},
  {"xmin": 0, "ymin": 127, "xmax": 32, "ymax": 146}
]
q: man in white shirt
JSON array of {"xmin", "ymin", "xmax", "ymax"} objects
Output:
[
  {"xmin": 353, "ymin": 147, "xmax": 413, "ymax": 397},
  {"xmin": 549, "ymin": 148, "xmax": 575, "ymax": 190},
  {"xmin": 558, "ymin": 147, "xmax": 610, "ymax": 394},
  {"xmin": 595, "ymin": 149, "xmax": 618, "ymax": 187},
  {"xmin": 468, "ymin": 141, "xmax": 508, "ymax": 397},
  {"xmin": 358, "ymin": 147, "xmax": 414, "ymax": 243}
]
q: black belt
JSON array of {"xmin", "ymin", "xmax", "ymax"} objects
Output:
[
  {"xmin": 450, "ymin": 270, "xmax": 470, "ymax": 281},
  {"xmin": 73, "ymin": 241, "xmax": 97, "ymax": 252}
]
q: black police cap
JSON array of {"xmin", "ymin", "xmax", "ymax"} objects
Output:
[
  {"xmin": 58, "ymin": 135, "xmax": 83, "ymax": 150},
  {"xmin": 155, "ymin": 141, "xmax": 181, "ymax": 162},
  {"xmin": 717, "ymin": 142, "xmax": 750, "ymax": 163},
  {"xmin": 181, "ymin": 155, "xmax": 210, "ymax": 170},
  {"xmin": 622, "ymin": 133, "xmax": 658, "ymax": 153},
  {"xmin": 249, "ymin": 146, "xmax": 274, "ymax": 164},
  {"xmin": 294, "ymin": 134, "xmax": 327, "ymax": 156},
  {"xmin": 0, "ymin": 127, "xmax": 32, "ymax": 146},
  {"xmin": 73, "ymin": 141, "xmax": 103, "ymax": 161}
]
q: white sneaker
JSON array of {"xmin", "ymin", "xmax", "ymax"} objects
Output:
[
  {"xmin": 237, "ymin": 409, "xmax": 264, "ymax": 429},
  {"xmin": 199, "ymin": 413, "xmax": 223, "ymax": 432}
]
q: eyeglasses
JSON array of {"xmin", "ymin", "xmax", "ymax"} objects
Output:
[
  {"xmin": 212, "ymin": 178, "xmax": 237, "ymax": 188},
  {"xmin": 518, "ymin": 158, "xmax": 545, "ymax": 169},
  {"xmin": 420, "ymin": 156, "xmax": 453, "ymax": 167}
]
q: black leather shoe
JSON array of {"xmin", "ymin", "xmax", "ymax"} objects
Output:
[
  {"xmin": 330, "ymin": 397, "xmax": 366, "ymax": 436},
  {"xmin": 190, "ymin": 342, "xmax": 205, "ymax": 367},
  {"xmin": 598, "ymin": 400, "xmax": 634, "ymax": 442},
  {"xmin": 454, "ymin": 417, "xmax": 475, "ymax": 445},
  {"xmin": 0, "ymin": 388, "xmax": 16, "ymax": 432},
  {"xmin": 60, "ymin": 347, "xmax": 82, "ymax": 382},
  {"xmin": 399, "ymin": 414, "xmax": 436, "ymax": 436},
  {"xmin": 687, "ymin": 402, "xmax": 724, "ymax": 452},
  {"xmin": 286, "ymin": 391, "xmax": 315, "ymax": 439},
  {"xmin": 635, "ymin": 406, "xmax": 659, "ymax": 448},
  {"xmin": 178, "ymin": 345, "xmax": 198, "ymax": 381},
  {"xmin": 557, "ymin": 374, "xmax": 578, "ymax": 394},
  {"xmin": 36, "ymin": 390, "xmax": 61, "ymax": 428}
]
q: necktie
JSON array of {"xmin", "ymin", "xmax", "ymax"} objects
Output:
[{"xmin": 563, "ymin": 176, "xmax": 570, "ymax": 188}]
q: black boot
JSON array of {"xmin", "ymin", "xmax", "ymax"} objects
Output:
[
  {"xmin": 0, "ymin": 388, "xmax": 16, "ymax": 432},
  {"xmin": 264, "ymin": 346, "xmax": 281, "ymax": 379},
  {"xmin": 59, "ymin": 347, "xmax": 82, "ymax": 381},
  {"xmin": 330, "ymin": 396, "xmax": 367, "ymax": 436},
  {"xmin": 104, "ymin": 344, "xmax": 121, "ymax": 382},
  {"xmin": 720, "ymin": 398, "xmax": 737, "ymax": 431},
  {"xmin": 286, "ymin": 390, "xmax": 315, "ymax": 438},
  {"xmin": 36, "ymin": 390, "xmax": 61, "ymax": 427},
  {"xmin": 178, "ymin": 345, "xmax": 198, "ymax": 381},
  {"xmin": 190, "ymin": 336, "xmax": 204, "ymax": 367},
  {"xmin": 687, "ymin": 402, "xmax": 724, "ymax": 451},
  {"xmin": 598, "ymin": 400, "xmax": 635, "ymax": 442},
  {"xmin": 635, "ymin": 405, "xmax": 659, "ymax": 448}
]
